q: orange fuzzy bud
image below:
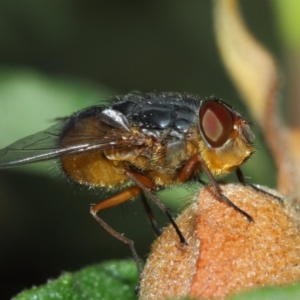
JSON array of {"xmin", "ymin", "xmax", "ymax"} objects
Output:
[{"xmin": 139, "ymin": 184, "xmax": 300, "ymax": 300}]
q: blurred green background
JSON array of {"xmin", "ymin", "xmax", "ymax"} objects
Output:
[{"xmin": 0, "ymin": 1, "xmax": 284, "ymax": 299}]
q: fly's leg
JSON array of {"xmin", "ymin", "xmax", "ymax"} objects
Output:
[
  {"xmin": 124, "ymin": 169, "xmax": 188, "ymax": 246},
  {"xmin": 141, "ymin": 193, "xmax": 160, "ymax": 236},
  {"xmin": 199, "ymin": 156, "xmax": 253, "ymax": 222},
  {"xmin": 90, "ymin": 186, "xmax": 143, "ymax": 277},
  {"xmin": 178, "ymin": 154, "xmax": 201, "ymax": 183},
  {"xmin": 236, "ymin": 168, "xmax": 283, "ymax": 203},
  {"xmin": 91, "ymin": 167, "xmax": 187, "ymax": 280},
  {"xmin": 181, "ymin": 154, "xmax": 253, "ymax": 222}
]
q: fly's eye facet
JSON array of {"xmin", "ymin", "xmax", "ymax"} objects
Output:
[{"xmin": 199, "ymin": 101, "xmax": 234, "ymax": 148}]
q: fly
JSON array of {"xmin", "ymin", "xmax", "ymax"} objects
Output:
[{"xmin": 0, "ymin": 91, "xmax": 280, "ymax": 277}]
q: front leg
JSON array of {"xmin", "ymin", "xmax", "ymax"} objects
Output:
[
  {"xmin": 180, "ymin": 154, "xmax": 253, "ymax": 222},
  {"xmin": 236, "ymin": 167, "xmax": 283, "ymax": 202}
]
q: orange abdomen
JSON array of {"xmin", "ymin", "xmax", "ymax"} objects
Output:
[{"xmin": 61, "ymin": 151, "xmax": 129, "ymax": 188}]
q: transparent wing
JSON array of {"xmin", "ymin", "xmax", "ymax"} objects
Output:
[{"xmin": 0, "ymin": 120, "xmax": 146, "ymax": 169}]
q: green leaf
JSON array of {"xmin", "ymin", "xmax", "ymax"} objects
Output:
[
  {"xmin": 13, "ymin": 260, "xmax": 139, "ymax": 300},
  {"xmin": 228, "ymin": 282, "xmax": 300, "ymax": 300},
  {"xmin": 273, "ymin": 0, "xmax": 300, "ymax": 48}
]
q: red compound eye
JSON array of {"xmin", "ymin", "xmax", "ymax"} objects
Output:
[{"xmin": 199, "ymin": 100, "xmax": 234, "ymax": 148}]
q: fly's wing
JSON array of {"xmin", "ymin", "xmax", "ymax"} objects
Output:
[
  {"xmin": 0, "ymin": 109, "xmax": 146, "ymax": 169},
  {"xmin": 0, "ymin": 121, "xmax": 66, "ymax": 168}
]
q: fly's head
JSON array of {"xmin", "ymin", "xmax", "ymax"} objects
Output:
[{"xmin": 198, "ymin": 99, "xmax": 255, "ymax": 176}]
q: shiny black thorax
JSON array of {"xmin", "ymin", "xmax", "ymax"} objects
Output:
[
  {"xmin": 63, "ymin": 92, "xmax": 202, "ymax": 139},
  {"xmin": 112, "ymin": 92, "xmax": 201, "ymax": 133}
]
